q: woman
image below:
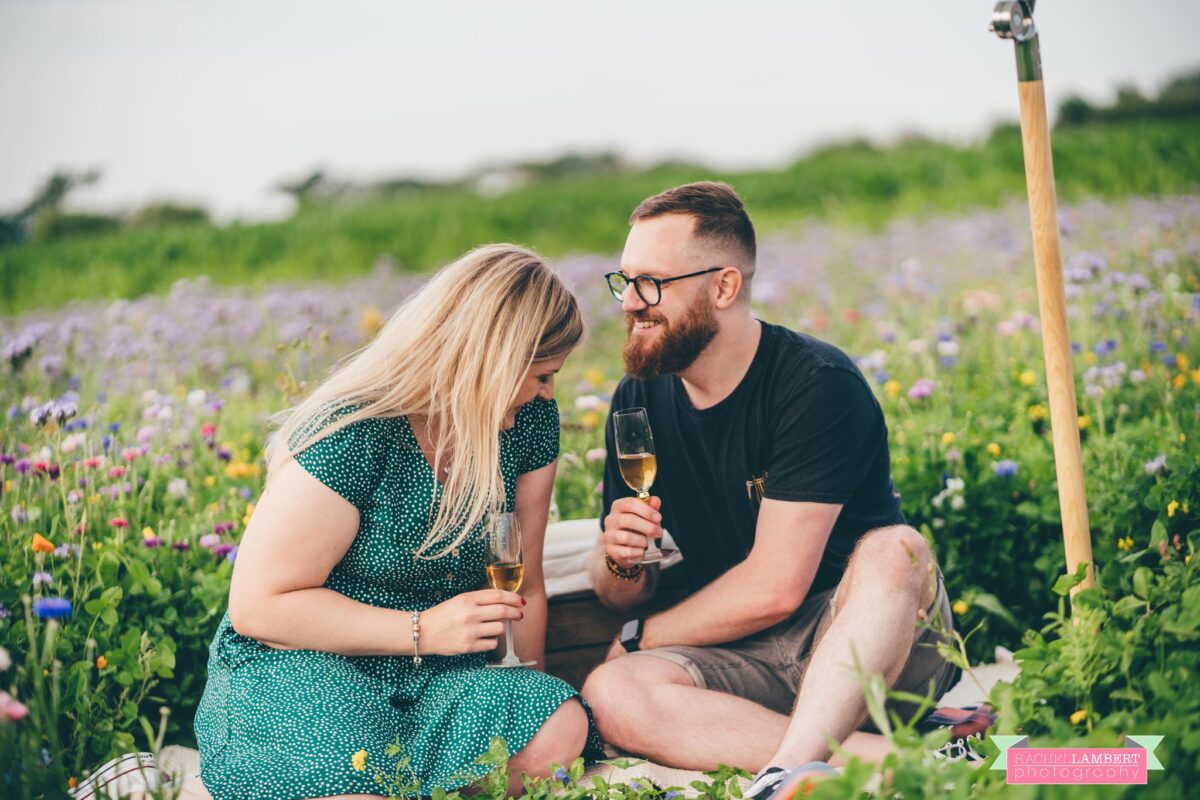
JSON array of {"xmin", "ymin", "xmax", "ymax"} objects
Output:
[{"xmin": 194, "ymin": 244, "xmax": 602, "ymax": 799}]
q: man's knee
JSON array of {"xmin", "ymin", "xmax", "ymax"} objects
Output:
[
  {"xmin": 848, "ymin": 525, "xmax": 935, "ymax": 600},
  {"xmin": 581, "ymin": 655, "xmax": 691, "ymax": 744}
]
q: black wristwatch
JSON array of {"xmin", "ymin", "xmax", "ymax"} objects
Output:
[{"xmin": 619, "ymin": 618, "xmax": 645, "ymax": 653}]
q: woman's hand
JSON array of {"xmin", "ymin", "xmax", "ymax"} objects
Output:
[{"xmin": 421, "ymin": 590, "xmax": 526, "ymax": 655}]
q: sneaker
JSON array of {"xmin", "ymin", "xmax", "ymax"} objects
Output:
[
  {"xmin": 746, "ymin": 762, "xmax": 839, "ymax": 799},
  {"xmin": 926, "ymin": 734, "xmax": 987, "ymax": 765}
]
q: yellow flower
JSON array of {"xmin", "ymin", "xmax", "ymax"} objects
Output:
[
  {"xmin": 1177, "ymin": 353, "xmax": 1190, "ymax": 371},
  {"xmin": 584, "ymin": 368, "xmax": 605, "ymax": 386},
  {"xmin": 1192, "ymin": 369, "xmax": 1200, "ymax": 386},
  {"xmin": 1084, "ymin": 352, "xmax": 1098, "ymax": 365},
  {"xmin": 884, "ymin": 379, "xmax": 902, "ymax": 400},
  {"xmin": 141, "ymin": 526, "xmax": 156, "ymax": 541},
  {"xmin": 1180, "ymin": 433, "xmax": 1187, "ymax": 444},
  {"xmin": 581, "ymin": 411, "xmax": 600, "ymax": 429},
  {"xmin": 987, "ymin": 443, "xmax": 1001, "ymax": 458},
  {"xmin": 1116, "ymin": 536, "xmax": 1134, "ymax": 552},
  {"xmin": 1174, "ymin": 374, "xmax": 1187, "ymax": 391},
  {"xmin": 895, "ymin": 430, "xmax": 907, "ymax": 445},
  {"xmin": 243, "ymin": 503, "xmax": 256, "ymax": 527},
  {"xmin": 1077, "ymin": 415, "xmax": 1091, "ymax": 431},
  {"xmin": 361, "ymin": 308, "xmax": 384, "ymax": 336},
  {"xmin": 1070, "ymin": 709, "xmax": 1088, "ymax": 725},
  {"xmin": 942, "ymin": 432, "xmax": 956, "ymax": 446},
  {"xmin": 92, "ymin": 541, "xmax": 103, "ymax": 551},
  {"xmin": 96, "ymin": 655, "xmax": 108, "ymax": 669},
  {"xmin": 1028, "ymin": 404, "xmax": 1047, "ymax": 421},
  {"xmin": 224, "ymin": 462, "xmax": 259, "ymax": 480},
  {"xmin": 952, "ymin": 600, "xmax": 968, "ymax": 616},
  {"xmin": 1018, "ymin": 370, "xmax": 1037, "ymax": 387},
  {"xmin": 32, "ymin": 533, "xmax": 55, "ymax": 553},
  {"xmin": 3, "ymin": 479, "xmax": 12, "ymax": 492},
  {"xmin": 351, "ymin": 749, "xmax": 368, "ymax": 771},
  {"xmin": 1168, "ymin": 500, "xmax": 1180, "ymax": 518},
  {"xmin": 89, "ymin": 494, "xmax": 101, "ymax": 504},
  {"xmin": 204, "ymin": 476, "xmax": 216, "ymax": 488}
]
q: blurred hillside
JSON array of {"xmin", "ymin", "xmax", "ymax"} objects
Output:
[{"xmin": 2, "ymin": 69, "xmax": 1198, "ymax": 315}]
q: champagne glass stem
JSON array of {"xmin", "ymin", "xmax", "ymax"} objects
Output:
[
  {"xmin": 636, "ymin": 492, "xmax": 664, "ymax": 558},
  {"xmin": 503, "ymin": 619, "xmax": 517, "ymax": 664}
]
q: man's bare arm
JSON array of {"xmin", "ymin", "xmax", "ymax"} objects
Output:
[{"xmin": 618, "ymin": 499, "xmax": 840, "ymax": 650}]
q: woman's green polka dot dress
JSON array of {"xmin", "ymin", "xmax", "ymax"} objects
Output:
[{"xmin": 194, "ymin": 399, "xmax": 604, "ymax": 799}]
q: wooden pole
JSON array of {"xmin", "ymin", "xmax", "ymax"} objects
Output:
[{"xmin": 992, "ymin": 1, "xmax": 1095, "ymax": 594}]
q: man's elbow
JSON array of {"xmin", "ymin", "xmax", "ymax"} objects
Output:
[{"xmin": 758, "ymin": 584, "xmax": 809, "ymax": 626}]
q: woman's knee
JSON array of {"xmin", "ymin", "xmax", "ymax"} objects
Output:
[{"xmin": 510, "ymin": 698, "xmax": 588, "ymax": 776}]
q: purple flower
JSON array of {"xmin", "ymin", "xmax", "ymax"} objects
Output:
[
  {"xmin": 15, "ymin": 459, "xmax": 31, "ymax": 474},
  {"xmin": 554, "ymin": 768, "xmax": 569, "ymax": 784},
  {"xmin": 172, "ymin": 540, "xmax": 191, "ymax": 551},
  {"xmin": 33, "ymin": 597, "xmax": 72, "ymax": 619},
  {"xmin": 665, "ymin": 793, "xmax": 681, "ymax": 800},
  {"xmin": 143, "ymin": 536, "xmax": 161, "ymax": 548},
  {"xmin": 33, "ymin": 571, "xmax": 53, "ymax": 586},
  {"xmin": 1144, "ymin": 455, "xmax": 1167, "ymax": 475},
  {"xmin": 239, "ymin": 487, "xmax": 253, "ymax": 500},
  {"xmin": 907, "ymin": 379, "xmax": 936, "ymax": 400},
  {"xmin": 216, "ymin": 446, "xmax": 233, "ymax": 462},
  {"xmin": 0, "ymin": 602, "xmax": 10, "ymax": 620},
  {"xmin": 212, "ymin": 543, "xmax": 235, "ymax": 558},
  {"xmin": 10, "ymin": 505, "xmax": 27, "ymax": 524},
  {"xmin": 199, "ymin": 533, "xmax": 221, "ymax": 549},
  {"xmin": 53, "ymin": 543, "xmax": 81, "ymax": 558},
  {"xmin": 1163, "ymin": 354, "xmax": 1177, "ymax": 369},
  {"xmin": 994, "ymin": 460, "xmax": 1019, "ymax": 478},
  {"xmin": 225, "ymin": 546, "xmax": 239, "ymax": 563}
]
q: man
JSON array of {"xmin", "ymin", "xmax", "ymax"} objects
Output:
[{"xmin": 581, "ymin": 182, "xmax": 959, "ymax": 799}]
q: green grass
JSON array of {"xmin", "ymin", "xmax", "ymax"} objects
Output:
[{"xmin": 3, "ymin": 118, "xmax": 1199, "ymax": 315}]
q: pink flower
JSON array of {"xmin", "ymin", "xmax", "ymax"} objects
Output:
[
  {"xmin": 108, "ymin": 466, "xmax": 127, "ymax": 479},
  {"xmin": 121, "ymin": 447, "xmax": 142, "ymax": 463},
  {"xmin": 0, "ymin": 691, "xmax": 29, "ymax": 722},
  {"xmin": 82, "ymin": 457, "xmax": 104, "ymax": 468},
  {"xmin": 585, "ymin": 448, "xmax": 607, "ymax": 463},
  {"xmin": 108, "ymin": 517, "xmax": 129, "ymax": 529},
  {"xmin": 201, "ymin": 423, "xmax": 217, "ymax": 438},
  {"xmin": 199, "ymin": 533, "xmax": 221, "ymax": 549}
]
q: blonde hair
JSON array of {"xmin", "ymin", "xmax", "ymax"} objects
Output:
[{"xmin": 265, "ymin": 244, "xmax": 584, "ymax": 558}]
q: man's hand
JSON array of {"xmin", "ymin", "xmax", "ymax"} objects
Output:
[
  {"xmin": 604, "ymin": 635, "xmax": 626, "ymax": 662},
  {"xmin": 603, "ymin": 495, "xmax": 663, "ymax": 568}
]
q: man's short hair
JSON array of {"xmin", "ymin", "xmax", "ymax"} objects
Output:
[{"xmin": 629, "ymin": 181, "xmax": 756, "ymax": 264}]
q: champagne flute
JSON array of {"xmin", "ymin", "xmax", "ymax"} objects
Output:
[
  {"xmin": 484, "ymin": 512, "xmax": 534, "ymax": 668},
  {"xmin": 613, "ymin": 407, "xmax": 677, "ymax": 564}
]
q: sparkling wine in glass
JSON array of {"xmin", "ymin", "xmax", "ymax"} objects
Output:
[
  {"xmin": 612, "ymin": 407, "xmax": 676, "ymax": 565},
  {"xmin": 485, "ymin": 512, "xmax": 534, "ymax": 668}
]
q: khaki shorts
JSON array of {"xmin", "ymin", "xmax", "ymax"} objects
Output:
[{"xmin": 635, "ymin": 568, "xmax": 960, "ymax": 733}]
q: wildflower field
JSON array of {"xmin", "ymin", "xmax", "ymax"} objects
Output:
[{"xmin": 2, "ymin": 193, "xmax": 1200, "ymax": 798}]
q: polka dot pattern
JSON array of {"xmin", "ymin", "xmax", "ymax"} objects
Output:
[{"xmin": 194, "ymin": 398, "xmax": 602, "ymax": 799}]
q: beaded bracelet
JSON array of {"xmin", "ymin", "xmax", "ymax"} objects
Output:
[
  {"xmin": 411, "ymin": 610, "xmax": 422, "ymax": 668},
  {"xmin": 605, "ymin": 554, "xmax": 645, "ymax": 582}
]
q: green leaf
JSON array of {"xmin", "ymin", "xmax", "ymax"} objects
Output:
[
  {"xmin": 1052, "ymin": 561, "xmax": 1090, "ymax": 596},
  {"xmin": 1112, "ymin": 595, "xmax": 1145, "ymax": 618},
  {"xmin": 970, "ymin": 592, "xmax": 1021, "ymax": 628},
  {"xmin": 1133, "ymin": 567, "xmax": 1152, "ymax": 599},
  {"xmin": 1150, "ymin": 519, "xmax": 1168, "ymax": 547}
]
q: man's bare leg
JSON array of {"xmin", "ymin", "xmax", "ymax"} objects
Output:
[
  {"xmin": 582, "ymin": 646, "xmax": 897, "ymax": 771},
  {"xmin": 765, "ymin": 526, "xmax": 936, "ymax": 769}
]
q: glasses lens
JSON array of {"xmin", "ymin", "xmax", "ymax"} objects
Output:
[
  {"xmin": 607, "ymin": 273, "xmax": 628, "ymax": 302},
  {"xmin": 633, "ymin": 275, "xmax": 661, "ymax": 305}
]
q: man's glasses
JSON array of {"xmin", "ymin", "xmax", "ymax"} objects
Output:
[{"xmin": 604, "ymin": 267, "xmax": 724, "ymax": 306}]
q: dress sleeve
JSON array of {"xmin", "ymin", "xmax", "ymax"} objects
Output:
[
  {"xmin": 763, "ymin": 368, "xmax": 886, "ymax": 505},
  {"xmin": 517, "ymin": 398, "xmax": 561, "ymax": 474},
  {"xmin": 292, "ymin": 415, "xmax": 389, "ymax": 511}
]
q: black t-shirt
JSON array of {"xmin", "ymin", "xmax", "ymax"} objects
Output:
[{"xmin": 602, "ymin": 321, "xmax": 904, "ymax": 596}]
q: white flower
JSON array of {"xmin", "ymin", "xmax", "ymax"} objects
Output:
[
  {"xmin": 187, "ymin": 389, "xmax": 208, "ymax": 407},
  {"xmin": 0, "ymin": 647, "xmax": 10, "ymax": 671},
  {"xmin": 167, "ymin": 478, "xmax": 190, "ymax": 499},
  {"xmin": 946, "ymin": 477, "xmax": 965, "ymax": 492},
  {"xmin": 574, "ymin": 395, "xmax": 605, "ymax": 411},
  {"xmin": 907, "ymin": 339, "xmax": 929, "ymax": 355},
  {"xmin": 937, "ymin": 340, "xmax": 960, "ymax": 357},
  {"xmin": 950, "ymin": 494, "xmax": 965, "ymax": 511},
  {"xmin": 60, "ymin": 433, "xmax": 87, "ymax": 454}
]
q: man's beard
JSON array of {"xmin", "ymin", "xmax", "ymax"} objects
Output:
[{"xmin": 622, "ymin": 292, "xmax": 719, "ymax": 379}]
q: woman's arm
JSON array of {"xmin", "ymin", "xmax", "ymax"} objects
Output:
[
  {"xmin": 228, "ymin": 458, "xmax": 522, "ymax": 657},
  {"xmin": 509, "ymin": 459, "xmax": 555, "ymax": 668}
]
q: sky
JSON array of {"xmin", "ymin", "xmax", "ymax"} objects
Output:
[{"xmin": 1, "ymin": 0, "xmax": 1197, "ymax": 220}]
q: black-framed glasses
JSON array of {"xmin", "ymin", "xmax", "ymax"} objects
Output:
[{"xmin": 604, "ymin": 267, "xmax": 724, "ymax": 306}]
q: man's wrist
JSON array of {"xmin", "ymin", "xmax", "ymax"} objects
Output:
[{"xmin": 605, "ymin": 553, "xmax": 645, "ymax": 582}]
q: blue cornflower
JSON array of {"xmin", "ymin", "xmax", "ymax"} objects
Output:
[
  {"xmin": 1163, "ymin": 354, "xmax": 1177, "ymax": 369},
  {"xmin": 554, "ymin": 767, "xmax": 569, "ymax": 784},
  {"xmin": 994, "ymin": 460, "xmax": 1019, "ymax": 478},
  {"xmin": 33, "ymin": 597, "xmax": 72, "ymax": 619},
  {"xmin": 109, "ymin": 422, "xmax": 121, "ymax": 433},
  {"xmin": 1150, "ymin": 340, "xmax": 1166, "ymax": 353}
]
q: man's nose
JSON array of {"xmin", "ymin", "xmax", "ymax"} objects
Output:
[{"xmin": 621, "ymin": 284, "xmax": 648, "ymax": 314}]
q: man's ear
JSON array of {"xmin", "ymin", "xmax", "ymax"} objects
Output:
[{"xmin": 713, "ymin": 267, "xmax": 744, "ymax": 309}]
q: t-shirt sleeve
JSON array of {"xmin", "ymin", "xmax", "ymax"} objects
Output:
[
  {"xmin": 292, "ymin": 415, "xmax": 388, "ymax": 511},
  {"xmin": 763, "ymin": 368, "xmax": 886, "ymax": 505},
  {"xmin": 517, "ymin": 398, "xmax": 561, "ymax": 474}
]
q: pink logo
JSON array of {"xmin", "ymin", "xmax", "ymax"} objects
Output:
[{"xmin": 992, "ymin": 735, "xmax": 1164, "ymax": 785}]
